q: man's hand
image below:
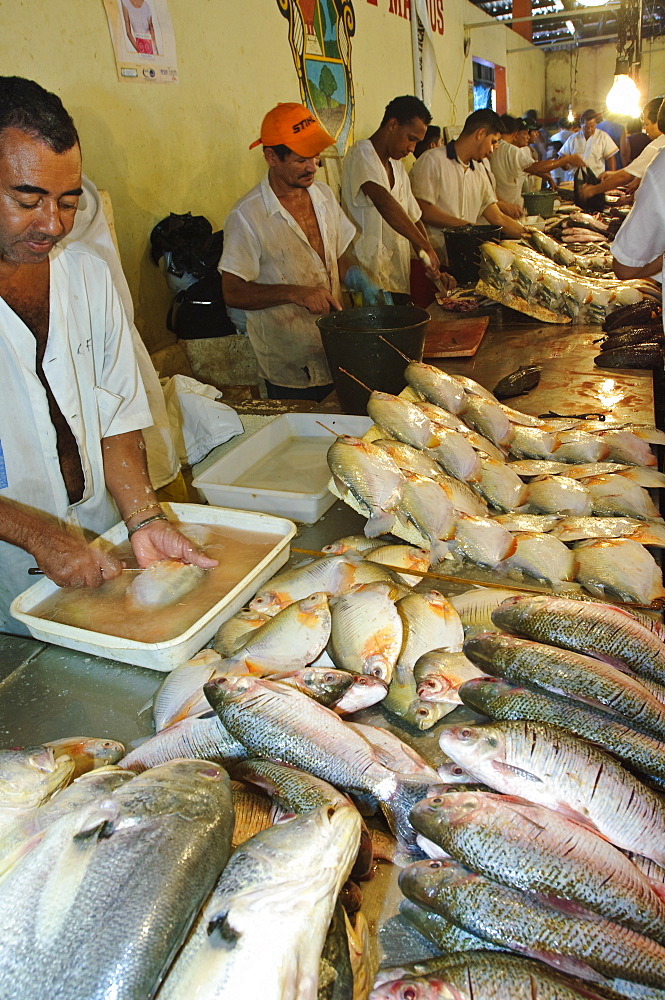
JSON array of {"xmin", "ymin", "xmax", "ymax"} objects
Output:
[
  {"xmin": 578, "ymin": 183, "xmax": 599, "ymax": 202},
  {"xmin": 130, "ymin": 519, "xmax": 218, "ymax": 570},
  {"xmin": 293, "ymin": 286, "xmax": 342, "ymax": 314},
  {"xmin": 499, "ymin": 202, "xmax": 523, "ymax": 220},
  {"xmin": 421, "ymin": 246, "xmax": 440, "ymax": 279},
  {"xmin": 564, "ymin": 154, "xmax": 586, "ymax": 170},
  {"xmin": 31, "ymin": 525, "xmax": 124, "ymax": 589}
]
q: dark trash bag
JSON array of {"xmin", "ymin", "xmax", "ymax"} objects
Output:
[
  {"xmin": 150, "ymin": 212, "xmax": 234, "ymax": 339},
  {"xmin": 574, "ymin": 166, "xmax": 606, "ymax": 213}
]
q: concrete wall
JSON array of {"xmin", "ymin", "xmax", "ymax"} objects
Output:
[
  {"xmin": 545, "ymin": 35, "xmax": 665, "ymax": 122},
  {"xmin": 0, "ymin": 0, "xmax": 543, "ymax": 353}
]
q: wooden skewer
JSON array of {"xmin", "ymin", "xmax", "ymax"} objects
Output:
[
  {"xmin": 290, "ymin": 545, "xmax": 664, "ymax": 612},
  {"xmin": 315, "ymin": 420, "xmax": 338, "ymax": 436},
  {"xmin": 376, "ymin": 335, "xmax": 416, "ymax": 363},
  {"xmin": 338, "ymin": 368, "xmax": 372, "ymax": 391}
]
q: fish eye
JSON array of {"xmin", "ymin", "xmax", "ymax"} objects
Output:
[
  {"xmin": 357, "ymin": 677, "xmax": 368, "ymax": 686},
  {"xmin": 428, "ymin": 860, "xmax": 443, "ymax": 869},
  {"xmin": 416, "ymin": 707, "xmax": 429, "ymax": 717},
  {"xmin": 452, "ymin": 765, "xmax": 465, "ymax": 776},
  {"xmin": 430, "ymin": 796, "xmax": 444, "ymax": 806},
  {"xmin": 324, "ymin": 672, "xmax": 336, "ymax": 682},
  {"xmin": 458, "ymin": 728, "xmax": 475, "ymax": 741},
  {"xmin": 401, "ymin": 988, "xmax": 419, "ymax": 1000}
]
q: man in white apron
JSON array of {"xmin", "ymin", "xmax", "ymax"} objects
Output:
[{"xmin": 0, "ymin": 77, "xmax": 214, "ymax": 634}]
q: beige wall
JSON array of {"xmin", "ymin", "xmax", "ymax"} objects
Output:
[
  {"xmin": 0, "ymin": 0, "xmax": 543, "ymax": 353},
  {"xmin": 545, "ymin": 36, "xmax": 665, "ymax": 121}
]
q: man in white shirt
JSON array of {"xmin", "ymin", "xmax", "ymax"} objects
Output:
[
  {"xmin": 559, "ymin": 108, "xmax": 618, "ymax": 178},
  {"xmin": 409, "ymin": 109, "xmax": 528, "ymax": 262},
  {"xmin": 580, "ymin": 97, "xmax": 665, "ymax": 201},
  {"xmin": 341, "ymin": 95, "xmax": 449, "ymax": 301},
  {"xmin": 612, "ymin": 150, "xmax": 665, "ymax": 311},
  {"xmin": 221, "ymin": 102, "xmax": 361, "ymax": 401},
  {"xmin": 0, "ymin": 77, "xmax": 213, "ymax": 632},
  {"xmin": 490, "ymin": 116, "xmax": 585, "ymax": 210}
]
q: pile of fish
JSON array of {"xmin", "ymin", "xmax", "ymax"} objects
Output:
[
  {"xmin": 327, "ymin": 362, "xmax": 665, "ymax": 606},
  {"xmin": 377, "ymin": 591, "xmax": 665, "ymax": 998},
  {"xmin": 527, "ymin": 228, "xmax": 613, "ymax": 276},
  {"xmin": 477, "ymin": 239, "xmax": 651, "ymax": 324},
  {"xmin": 595, "ymin": 299, "xmax": 664, "ymax": 371}
]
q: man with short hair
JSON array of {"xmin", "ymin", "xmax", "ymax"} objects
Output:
[
  {"xmin": 559, "ymin": 108, "xmax": 618, "ymax": 177},
  {"xmin": 490, "ymin": 115, "xmax": 585, "ymax": 211},
  {"xmin": 0, "ymin": 77, "xmax": 213, "ymax": 634},
  {"xmin": 341, "ymin": 95, "xmax": 449, "ymax": 302},
  {"xmin": 580, "ymin": 97, "xmax": 665, "ymax": 201},
  {"xmin": 409, "ymin": 109, "xmax": 528, "ymax": 261},
  {"xmin": 221, "ymin": 102, "xmax": 360, "ymax": 401}
]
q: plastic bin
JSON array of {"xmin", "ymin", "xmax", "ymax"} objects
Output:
[
  {"xmin": 10, "ymin": 503, "xmax": 296, "ymax": 672},
  {"xmin": 192, "ymin": 413, "xmax": 372, "ymax": 522},
  {"xmin": 523, "ymin": 191, "xmax": 556, "ymax": 217},
  {"xmin": 318, "ymin": 305, "xmax": 430, "ymax": 414}
]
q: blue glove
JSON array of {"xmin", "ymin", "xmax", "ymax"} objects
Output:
[{"xmin": 344, "ymin": 265, "xmax": 383, "ymax": 306}]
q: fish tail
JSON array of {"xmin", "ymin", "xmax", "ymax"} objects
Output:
[
  {"xmin": 365, "ymin": 510, "xmax": 395, "ymax": 538},
  {"xmin": 382, "ymin": 775, "xmax": 437, "ymax": 849}
]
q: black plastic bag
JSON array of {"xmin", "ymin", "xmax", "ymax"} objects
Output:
[
  {"xmin": 167, "ymin": 270, "xmax": 236, "ymax": 340},
  {"xmin": 574, "ymin": 166, "xmax": 606, "ymax": 213}
]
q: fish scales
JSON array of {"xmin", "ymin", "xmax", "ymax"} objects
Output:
[
  {"xmin": 464, "ymin": 632, "xmax": 665, "ymax": 743},
  {"xmin": 492, "ymin": 594, "xmax": 665, "ymax": 687},
  {"xmin": 371, "ymin": 950, "xmax": 638, "ymax": 1000},
  {"xmin": 459, "ymin": 678, "xmax": 665, "ymax": 790},
  {"xmin": 119, "ymin": 712, "xmax": 247, "ymax": 773},
  {"xmin": 438, "ymin": 719, "xmax": 665, "ymax": 866},
  {"xmin": 410, "ymin": 790, "xmax": 665, "ymax": 942},
  {"xmin": 398, "ymin": 858, "xmax": 665, "ymax": 988}
]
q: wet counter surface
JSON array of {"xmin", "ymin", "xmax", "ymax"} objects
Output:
[{"xmin": 0, "ymin": 305, "xmax": 659, "ymax": 975}]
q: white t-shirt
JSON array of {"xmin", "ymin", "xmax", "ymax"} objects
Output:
[
  {"xmin": 0, "ymin": 245, "xmax": 152, "ymax": 633},
  {"xmin": 559, "ymin": 129, "xmax": 619, "ymax": 178},
  {"xmin": 62, "ymin": 176, "xmax": 179, "ymax": 489},
  {"xmin": 489, "ymin": 140, "xmax": 534, "ymax": 208},
  {"xmin": 626, "ymin": 134, "xmax": 665, "ymax": 178},
  {"xmin": 220, "ymin": 175, "xmax": 355, "ymax": 388},
  {"xmin": 612, "ymin": 149, "xmax": 665, "ymax": 301},
  {"xmin": 341, "ymin": 139, "xmax": 421, "ymax": 294},
  {"xmin": 121, "ymin": 0, "xmax": 153, "ymax": 35},
  {"xmin": 409, "ymin": 141, "xmax": 497, "ymax": 253}
]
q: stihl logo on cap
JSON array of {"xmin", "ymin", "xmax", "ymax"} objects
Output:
[{"xmin": 293, "ymin": 115, "xmax": 316, "ymax": 134}]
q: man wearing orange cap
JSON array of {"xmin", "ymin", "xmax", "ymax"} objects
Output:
[{"xmin": 220, "ymin": 102, "xmax": 368, "ymax": 401}]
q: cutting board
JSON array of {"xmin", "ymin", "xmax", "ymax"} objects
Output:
[{"xmin": 423, "ymin": 315, "xmax": 490, "ymax": 357}]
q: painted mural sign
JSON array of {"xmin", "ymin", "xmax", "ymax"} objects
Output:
[
  {"xmin": 277, "ymin": 0, "xmax": 355, "ymax": 155},
  {"xmin": 372, "ymin": 0, "xmax": 444, "ymax": 38}
]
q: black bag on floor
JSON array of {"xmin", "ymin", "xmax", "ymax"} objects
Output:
[{"xmin": 150, "ymin": 212, "xmax": 235, "ymax": 339}]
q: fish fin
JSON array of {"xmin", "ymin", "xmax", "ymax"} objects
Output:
[
  {"xmin": 646, "ymin": 878, "xmax": 665, "ymax": 904},
  {"xmin": 491, "ymin": 760, "xmax": 544, "ymax": 783},
  {"xmin": 136, "ymin": 698, "xmax": 153, "ymax": 717},
  {"xmin": 365, "ymin": 511, "xmax": 395, "ymax": 538},
  {"xmin": 510, "ymin": 944, "xmax": 606, "ymax": 984},
  {"xmin": 528, "ymin": 892, "xmax": 602, "ymax": 919},
  {"xmin": 429, "ymin": 539, "xmax": 452, "ymax": 567},
  {"xmin": 72, "ymin": 800, "xmax": 120, "ymax": 841},
  {"xmin": 383, "ymin": 775, "xmax": 438, "ymax": 848}
]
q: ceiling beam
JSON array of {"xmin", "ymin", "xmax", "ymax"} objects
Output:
[{"xmin": 464, "ymin": 3, "xmax": 621, "ymax": 28}]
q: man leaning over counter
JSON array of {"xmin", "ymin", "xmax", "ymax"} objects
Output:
[
  {"xmin": 612, "ymin": 149, "xmax": 665, "ymax": 299},
  {"xmin": 220, "ymin": 103, "xmax": 379, "ymax": 402},
  {"xmin": 341, "ymin": 95, "xmax": 454, "ymax": 304},
  {"xmin": 409, "ymin": 110, "xmax": 529, "ymax": 263},
  {"xmin": 0, "ymin": 77, "xmax": 215, "ymax": 635}
]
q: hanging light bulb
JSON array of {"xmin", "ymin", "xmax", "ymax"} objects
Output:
[
  {"xmin": 606, "ymin": 58, "xmax": 641, "ymax": 116},
  {"xmin": 567, "ymin": 104, "xmax": 575, "ymax": 123}
]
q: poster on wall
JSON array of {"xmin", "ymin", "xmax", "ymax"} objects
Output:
[
  {"xmin": 276, "ymin": 0, "xmax": 355, "ymax": 156},
  {"xmin": 102, "ymin": 0, "xmax": 179, "ymax": 83}
]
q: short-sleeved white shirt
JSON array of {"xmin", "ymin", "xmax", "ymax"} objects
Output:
[
  {"xmin": 220, "ymin": 175, "xmax": 355, "ymax": 388},
  {"xmin": 626, "ymin": 134, "xmax": 665, "ymax": 178},
  {"xmin": 341, "ymin": 139, "xmax": 421, "ymax": 294},
  {"xmin": 409, "ymin": 141, "xmax": 497, "ymax": 253},
  {"xmin": 559, "ymin": 129, "xmax": 618, "ymax": 178},
  {"xmin": 612, "ymin": 149, "xmax": 665, "ymax": 302},
  {"xmin": 489, "ymin": 140, "xmax": 534, "ymax": 208}
]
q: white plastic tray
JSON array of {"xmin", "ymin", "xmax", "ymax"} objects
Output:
[
  {"xmin": 10, "ymin": 503, "xmax": 296, "ymax": 672},
  {"xmin": 192, "ymin": 413, "xmax": 372, "ymax": 523}
]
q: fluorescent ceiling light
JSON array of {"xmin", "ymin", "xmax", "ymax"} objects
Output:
[{"xmin": 565, "ymin": 19, "xmax": 576, "ymax": 32}]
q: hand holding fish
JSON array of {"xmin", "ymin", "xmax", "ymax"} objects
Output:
[{"xmin": 129, "ymin": 518, "xmax": 218, "ymax": 571}]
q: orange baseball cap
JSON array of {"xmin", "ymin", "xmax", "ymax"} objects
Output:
[{"xmin": 249, "ymin": 103, "xmax": 335, "ymax": 157}]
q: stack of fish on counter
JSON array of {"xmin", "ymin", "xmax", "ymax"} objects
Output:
[
  {"xmin": 327, "ymin": 361, "xmax": 665, "ymax": 606},
  {"xmin": 595, "ymin": 300, "xmax": 665, "ymax": 371},
  {"xmin": 377, "ymin": 591, "xmax": 665, "ymax": 999},
  {"xmin": 477, "ymin": 238, "xmax": 652, "ymax": 325}
]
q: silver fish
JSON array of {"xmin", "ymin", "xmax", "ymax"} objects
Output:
[
  {"xmin": 527, "ymin": 476, "xmax": 592, "ymax": 516},
  {"xmin": 329, "ymin": 581, "xmax": 403, "ymax": 682},
  {"xmin": 158, "ymin": 804, "xmax": 360, "ymax": 1000},
  {"xmin": 249, "ymin": 554, "xmax": 359, "ymax": 617},
  {"xmin": 204, "ymin": 675, "xmax": 436, "ymax": 844},
  {"xmin": 472, "ymin": 458, "xmax": 528, "ymax": 512},
  {"xmin": 365, "ymin": 544, "xmax": 429, "ymax": 586},
  {"xmin": 371, "ymin": 438, "xmax": 444, "ymax": 480},
  {"xmin": 574, "ymin": 538, "xmax": 665, "ymax": 605},
  {"xmin": 414, "ymin": 649, "xmax": 485, "ymax": 707},
  {"xmin": 450, "ymin": 513, "xmax": 517, "ymax": 568},
  {"xmin": 461, "ymin": 395, "xmax": 514, "ymax": 447},
  {"xmin": 230, "ymin": 592, "xmax": 331, "ymax": 674},
  {"xmin": 213, "ymin": 609, "xmax": 270, "ymax": 657},
  {"xmin": 601, "ymin": 429, "xmax": 657, "ymax": 467},
  {"xmin": 404, "ymin": 362, "xmax": 467, "ymax": 414},
  {"xmin": 508, "ymin": 460, "xmax": 628, "ymax": 479},
  {"xmin": 153, "ymin": 648, "xmax": 231, "ymax": 731},
  {"xmin": 493, "ymin": 512, "xmax": 563, "ymax": 532},
  {"xmin": 585, "ymin": 474, "xmax": 661, "ymax": 520},
  {"xmin": 555, "ymin": 429, "xmax": 610, "ymax": 464},
  {"xmin": 321, "ymin": 535, "xmax": 389, "ymax": 555},
  {"xmin": 119, "ymin": 710, "xmax": 248, "ymax": 772},
  {"xmin": 553, "ymin": 516, "xmax": 665, "ymax": 545},
  {"xmin": 429, "ymin": 428, "xmax": 482, "ymax": 483},
  {"xmin": 367, "ymin": 391, "xmax": 441, "ymax": 450},
  {"xmin": 327, "ymin": 436, "xmax": 404, "ymax": 537},
  {"xmin": 333, "ymin": 674, "xmax": 388, "ymax": 714},
  {"xmin": 0, "ymin": 746, "xmax": 75, "ymax": 846},
  {"xmin": 0, "ymin": 759, "xmax": 234, "ymax": 1000},
  {"xmin": 450, "ymin": 586, "xmax": 535, "ymax": 637},
  {"xmin": 438, "ymin": 719, "xmax": 665, "ymax": 865},
  {"xmin": 394, "ymin": 475, "xmax": 456, "ymax": 565},
  {"xmin": 126, "ymin": 559, "xmax": 206, "ymax": 607},
  {"xmin": 502, "ymin": 530, "xmax": 577, "ymax": 588},
  {"xmin": 509, "ymin": 425, "xmax": 560, "ymax": 460}
]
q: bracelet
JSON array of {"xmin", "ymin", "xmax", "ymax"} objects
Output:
[
  {"xmin": 123, "ymin": 502, "xmax": 162, "ymax": 524},
  {"xmin": 127, "ymin": 513, "xmax": 168, "ymax": 538}
]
